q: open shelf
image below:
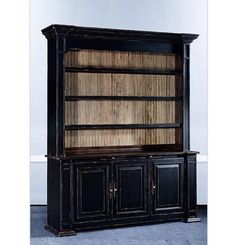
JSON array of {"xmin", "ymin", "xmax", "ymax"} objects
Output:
[
  {"xmin": 65, "ymin": 123, "xmax": 181, "ymax": 130},
  {"xmin": 64, "ymin": 48, "xmax": 183, "ymax": 149},
  {"xmin": 64, "ymin": 144, "xmax": 184, "ymax": 157},
  {"xmin": 65, "ymin": 128, "xmax": 181, "ymax": 148},
  {"xmin": 65, "ymin": 96, "xmax": 183, "ymax": 101},
  {"xmin": 65, "ymin": 73, "xmax": 181, "ymax": 97},
  {"xmin": 65, "ymin": 66, "xmax": 182, "ymax": 75},
  {"xmin": 64, "ymin": 49, "xmax": 181, "ymax": 71}
]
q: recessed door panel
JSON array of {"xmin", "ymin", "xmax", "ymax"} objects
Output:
[
  {"xmin": 74, "ymin": 163, "xmax": 111, "ymax": 222},
  {"xmin": 157, "ymin": 164, "xmax": 179, "ymax": 207},
  {"xmin": 114, "ymin": 160, "xmax": 148, "ymax": 218},
  {"xmin": 152, "ymin": 157, "xmax": 184, "ymax": 214}
]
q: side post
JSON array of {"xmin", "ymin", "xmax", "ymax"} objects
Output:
[{"xmin": 184, "ymin": 154, "xmax": 201, "ymax": 222}]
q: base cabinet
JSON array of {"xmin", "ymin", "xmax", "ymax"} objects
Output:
[
  {"xmin": 74, "ymin": 163, "xmax": 111, "ymax": 222},
  {"xmin": 113, "ymin": 160, "xmax": 149, "ymax": 218},
  {"xmin": 45, "ymin": 153, "xmax": 200, "ymax": 236},
  {"xmin": 151, "ymin": 157, "xmax": 184, "ymax": 215}
]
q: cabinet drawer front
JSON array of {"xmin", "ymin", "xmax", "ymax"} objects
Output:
[
  {"xmin": 152, "ymin": 157, "xmax": 184, "ymax": 214},
  {"xmin": 113, "ymin": 160, "xmax": 149, "ymax": 218},
  {"xmin": 74, "ymin": 163, "xmax": 111, "ymax": 222}
]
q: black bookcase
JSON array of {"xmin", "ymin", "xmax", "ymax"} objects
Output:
[{"xmin": 42, "ymin": 24, "xmax": 200, "ymax": 236}]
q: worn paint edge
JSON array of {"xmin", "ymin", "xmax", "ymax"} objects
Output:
[{"xmin": 30, "ymin": 154, "xmax": 208, "ymax": 163}]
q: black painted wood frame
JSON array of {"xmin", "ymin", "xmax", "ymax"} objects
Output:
[{"xmin": 42, "ymin": 24, "xmax": 200, "ymax": 236}]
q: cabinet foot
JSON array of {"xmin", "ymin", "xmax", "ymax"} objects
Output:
[
  {"xmin": 44, "ymin": 225, "xmax": 76, "ymax": 237},
  {"xmin": 185, "ymin": 217, "xmax": 201, "ymax": 223}
]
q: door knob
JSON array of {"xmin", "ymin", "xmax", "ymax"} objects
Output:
[
  {"xmin": 113, "ymin": 185, "xmax": 118, "ymax": 198},
  {"xmin": 151, "ymin": 184, "xmax": 156, "ymax": 195},
  {"xmin": 109, "ymin": 183, "xmax": 113, "ymax": 199}
]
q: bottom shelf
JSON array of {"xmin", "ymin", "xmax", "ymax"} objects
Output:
[
  {"xmin": 64, "ymin": 144, "xmax": 183, "ymax": 157},
  {"xmin": 65, "ymin": 128, "xmax": 182, "ymax": 148}
]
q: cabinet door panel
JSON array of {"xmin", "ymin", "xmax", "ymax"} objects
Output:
[
  {"xmin": 152, "ymin": 158, "xmax": 184, "ymax": 214},
  {"xmin": 74, "ymin": 163, "xmax": 111, "ymax": 222},
  {"xmin": 114, "ymin": 160, "xmax": 149, "ymax": 218}
]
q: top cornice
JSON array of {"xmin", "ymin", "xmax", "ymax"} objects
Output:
[{"xmin": 41, "ymin": 24, "xmax": 199, "ymax": 43}]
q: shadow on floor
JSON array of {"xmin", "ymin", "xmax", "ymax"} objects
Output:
[{"xmin": 30, "ymin": 206, "xmax": 207, "ymax": 245}]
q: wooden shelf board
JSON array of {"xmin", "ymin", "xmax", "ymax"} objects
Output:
[
  {"xmin": 65, "ymin": 96, "xmax": 183, "ymax": 101},
  {"xmin": 65, "ymin": 66, "xmax": 182, "ymax": 75},
  {"xmin": 65, "ymin": 123, "xmax": 182, "ymax": 130}
]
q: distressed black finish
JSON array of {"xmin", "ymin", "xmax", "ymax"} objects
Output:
[
  {"xmin": 151, "ymin": 157, "xmax": 184, "ymax": 215},
  {"xmin": 113, "ymin": 160, "xmax": 149, "ymax": 218},
  {"xmin": 42, "ymin": 24, "xmax": 200, "ymax": 236},
  {"xmin": 65, "ymin": 66, "xmax": 182, "ymax": 75}
]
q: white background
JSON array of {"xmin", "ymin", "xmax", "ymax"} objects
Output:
[{"xmin": 30, "ymin": 0, "xmax": 208, "ymax": 205}]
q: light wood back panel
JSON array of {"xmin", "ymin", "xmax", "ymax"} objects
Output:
[
  {"xmin": 65, "ymin": 129, "xmax": 179, "ymax": 148},
  {"xmin": 65, "ymin": 73, "xmax": 181, "ymax": 97},
  {"xmin": 65, "ymin": 101, "xmax": 182, "ymax": 125},
  {"xmin": 65, "ymin": 50, "xmax": 181, "ymax": 70},
  {"xmin": 64, "ymin": 50, "xmax": 183, "ymax": 148}
]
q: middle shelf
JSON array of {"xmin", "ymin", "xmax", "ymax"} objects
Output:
[
  {"xmin": 65, "ymin": 73, "xmax": 181, "ymax": 97},
  {"xmin": 65, "ymin": 123, "xmax": 182, "ymax": 130},
  {"xmin": 65, "ymin": 96, "xmax": 182, "ymax": 101},
  {"xmin": 65, "ymin": 100, "xmax": 182, "ymax": 125}
]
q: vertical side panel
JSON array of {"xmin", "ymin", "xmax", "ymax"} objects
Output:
[
  {"xmin": 47, "ymin": 158, "xmax": 61, "ymax": 230},
  {"xmin": 56, "ymin": 37, "xmax": 66, "ymax": 155},
  {"xmin": 47, "ymin": 36, "xmax": 66, "ymax": 156},
  {"xmin": 174, "ymin": 44, "xmax": 183, "ymax": 149},
  {"xmin": 47, "ymin": 38, "xmax": 57, "ymax": 155},
  {"xmin": 61, "ymin": 162, "xmax": 71, "ymax": 229},
  {"xmin": 182, "ymin": 43, "xmax": 190, "ymax": 151},
  {"xmin": 185, "ymin": 154, "xmax": 200, "ymax": 222}
]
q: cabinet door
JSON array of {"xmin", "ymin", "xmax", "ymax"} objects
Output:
[
  {"xmin": 151, "ymin": 157, "xmax": 184, "ymax": 215},
  {"xmin": 113, "ymin": 160, "xmax": 149, "ymax": 218},
  {"xmin": 74, "ymin": 162, "xmax": 111, "ymax": 222}
]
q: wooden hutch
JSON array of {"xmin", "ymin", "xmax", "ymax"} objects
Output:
[{"xmin": 42, "ymin": 24, "xmax": 200, "ymax": 236}]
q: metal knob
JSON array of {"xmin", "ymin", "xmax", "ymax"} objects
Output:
[{"xmin": 151, "ymin": 185, "xmax": 156, "ymax": 195}]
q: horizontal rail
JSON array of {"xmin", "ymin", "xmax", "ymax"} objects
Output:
[
  {"xmin": 65, "ymin": 123, "xmax": 182, "ymax": 130},
  {"xmin": 65, "ymin": 66, "xmax": 182, "ymax": 75},
  {"xmin": 65, "ymin": 96, "xmax": 183, "ymax": 101}
]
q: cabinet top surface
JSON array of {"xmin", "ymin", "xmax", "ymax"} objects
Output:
[
  {"xmin": 41, "ymin": 24, "xmax": 198, "ymax": 43},
  {"xmin": 46, "ymin": 150, "xmax": 199, "ymax": 160}
]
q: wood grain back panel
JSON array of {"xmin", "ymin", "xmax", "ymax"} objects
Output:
[
  {"xmin": 65, "ymin": 101, "xmax": 181, "ymax": 125},
  {"xmin": 65, "ymin": 50, "xmax": 181, "ymax": 70},
  {"xmin": 65, "ymin": 129, "xmax": 177, "ymax": 148},
  {"xmin": 65, "ymin": 73, "xmax": 181, "ymax": 97},
  {"xmin": 64, "ymin": 50, "xmax": 183, "ymax": 149}
]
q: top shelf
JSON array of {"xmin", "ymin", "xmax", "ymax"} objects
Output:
[{"xmin": 65, "ymin": 66, "xmax": 182, "ymax": 75}]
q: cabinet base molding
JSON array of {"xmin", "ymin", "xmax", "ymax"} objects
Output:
[
  {"xmin": 45, "ymin": 215, "xmax": 184, "ymax": 236},
  {"xmin": 185, "ymin": 217, "xmax": 201, "ymax": 223},
  {"xmin": 44, "ymin": 212, "xmax": 201, "ymax": 236},
  {"xmin": 44, "ymin": 225, "xmax": 76, "ymax": 237}
]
